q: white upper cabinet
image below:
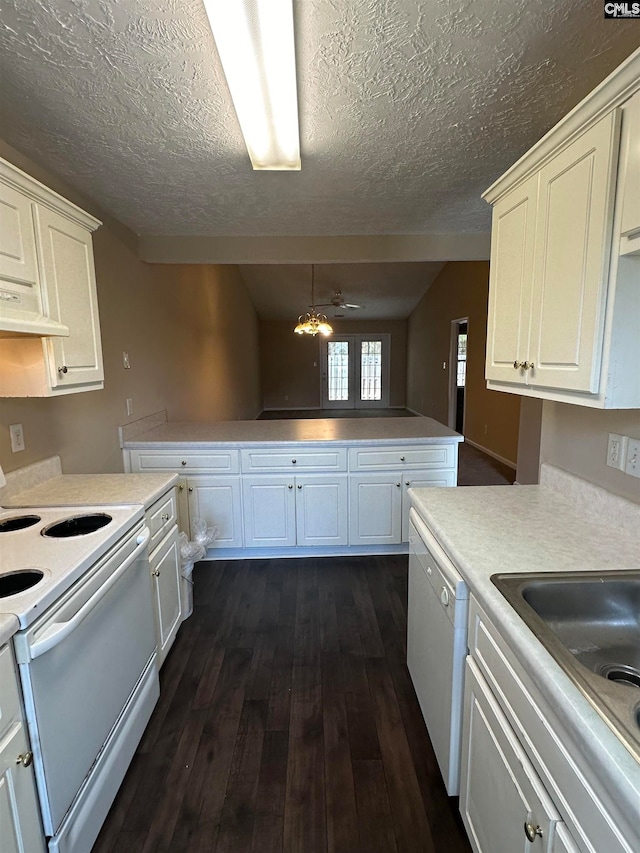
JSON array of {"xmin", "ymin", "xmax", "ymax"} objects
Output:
[
  {"xmin": 0, "ymin": 156, "xmax": 103, "ymax": 396},
  {"xmin": 484, "ymin": 48, "xmax": 640, "ymax": 408},
  {"xmin": 36, "ymin": 206, "xmax": 104, "ymax": 389}
]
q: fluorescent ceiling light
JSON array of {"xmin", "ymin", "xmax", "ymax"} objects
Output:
[{"xmin": 203, "ymin": 0, "xmax": 301, "ymax": 170}]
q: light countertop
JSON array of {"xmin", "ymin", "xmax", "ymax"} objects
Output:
[
  {"xmin": 123, "ymin": 417, "xmax": 462, "ymax": 448},
  {"xmin": 0, "ymin": 613, "xmax": 19, "ymax": 647},
  {"xmin": 4, "ymin": 473, "xmax": 179, "ymax": 511},
  {"xmin": 408, "ymin": 482, "xmax": 640, "ymax": 839}
]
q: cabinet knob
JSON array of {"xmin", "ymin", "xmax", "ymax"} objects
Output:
[
  {"xmin": 58, "ymin": 365, "xmax": 68, "ymax": 375},
  {"xmin": 297, "ymin": 484, "xmax": 302, "ymax": 489},
  {"xmin": 181, "ymin": 460, "xmax": 187, "ymax": 466},
  {"xmin": 188, "ymin": 487, "xmax": 193, "ymax": 492},
  {"xmin": 405, "ymin": 481, "xmax": 410, "ymax": 486},
  {"xmin": 16, "ymin": 751, "xmax": 33, "ymax": 767},
  {"xmin": 400, "ymin": 455, "xmax": 405, "ymax": 462},
  {"xmin": 161, "ymin": 513, "xmax": 170, "ymax": 521},
  {"xmin": 152, "ymin": 569, "xmax": 160, "ymax": 577},
  {"xmin": 291, "ymin": 459, "xmax": 297, "ymax": 464},
  {"xmin": 523, "ymin": 361, "xmax": 535, "ymax": 371},
  {"xmin": 178, "ymin": 484, "xmax": 184, "ymax": 491},
  {"xmin": 523, "ymin": 822, "xmax": 543, "ymax": 843},
  {"xmin": 396, "ymin": 482, "xmax": 401, "ymax": 488},
  {"xmin": 513, "ymin": 360, "xmax": 520, "ymax": 369},
  {"xmin": 288, "ymin": 484, "xmax": 293, "ymax": 489}
]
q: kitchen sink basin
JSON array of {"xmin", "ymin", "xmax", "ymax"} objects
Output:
[{"xmin": 491, "ymin": 570, "xmax": 640, "ymax": 762}]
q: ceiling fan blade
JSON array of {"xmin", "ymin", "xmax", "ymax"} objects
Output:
[{"xmin": 343, "ymin": 303, "xmax": 363, "ymax": 309}]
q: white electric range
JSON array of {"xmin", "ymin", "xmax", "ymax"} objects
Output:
[{"xmin": 0, "ymin": 503, "xmax": 159, "ymax": 853}]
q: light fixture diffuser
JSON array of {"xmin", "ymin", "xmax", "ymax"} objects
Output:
[{"xmin": 203, "ymin": 0, "xmax": 301, "ymax": 170}]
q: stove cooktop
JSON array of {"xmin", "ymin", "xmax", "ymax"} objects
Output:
[{"xmin": 0, "ymin": 504, "xmax": 145, "ymax": 628}]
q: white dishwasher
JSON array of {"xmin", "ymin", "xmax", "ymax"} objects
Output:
[{"xmin": 407, "ymin": 507, "xmax": 469, "ymax": 795}]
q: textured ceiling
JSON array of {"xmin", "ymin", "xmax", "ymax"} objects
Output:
[
  {"xmin": 0, "ymin": 2, "xmax": 638, "ymax": 321},
  {"xmin": 0, "ymin": 0, "xmax": 638, "ymax": 240}
]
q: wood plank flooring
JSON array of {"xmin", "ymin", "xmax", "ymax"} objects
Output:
[{"xmin": 93, "ymin": 556, "xmax": 472, "ymax": 853}]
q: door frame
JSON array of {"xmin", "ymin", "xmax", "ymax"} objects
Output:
[
  {"xmin": 321, "ymin": 333, "xmax": 390, "ymax": 409},
  {"xmin": 448, "ymin": 318, "xmax": 468, "ymax": 433}
]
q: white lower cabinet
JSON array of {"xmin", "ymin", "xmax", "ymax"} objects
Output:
[
  {"xmin": 350, "ymin": 470, "xmax": 456, "ymax": 545},
  {"xmin": 461, "ymin": 658, "xmax": 563, "ymax": 853},
  {"xmin": 145, "ymin": 488, "xmax": 182, "ymax": 667},
  {"xmin": 186, "ymin": 476, "xmax": 243, "ymax": 548},
  {"xmin": 243, "ymin": 474, "xmax": 348, "ymax": 547},
  {"xmin": 463, "ymin": 596, "xmax": 637, "ymax": 853},
  {"xmin": 149, "ymin": 526, "xmax": 182, "ymax": 667},
  {"xmin": 0, "ymin": 644, "xmax": 45, "ymax": 853}
]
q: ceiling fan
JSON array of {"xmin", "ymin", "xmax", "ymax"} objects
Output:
[{"xmin": 315, "ymin": 290, "xmax": 364, "ymax": 310}]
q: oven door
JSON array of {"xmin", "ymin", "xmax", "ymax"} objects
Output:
[{"xmin": 13, "ymin": 524, "xmax": 157, "ymax": 836}]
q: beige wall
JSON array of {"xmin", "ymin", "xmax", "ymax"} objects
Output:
[
  {"xmin": 260, "ymin": 318, "xmax": 407, "ymax": 410},
  {"xmin": 540, "ymin": 403, "xmax": 640, "ymax": 502},
  {"xmin": 0, "ymin": 142, "xmax": 261, "ymax": 475},
  {"xmin": 406, "ymin": 261, "xmax": 521, "ymax": 465}
]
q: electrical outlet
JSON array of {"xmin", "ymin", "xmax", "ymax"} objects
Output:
[
  {"xmin": 606, "ymin": 433, "xmax": 627, "ymax": 471},
  {"xmin": 123, "ymin": 351, "xmax": 130, "ymax": 369},
  {"xmin": 10, "ymin": 423, "xmax": 25, "ymax": 452},
  {"xmin": 126, "ymin": 398, "xmax": 133, "ymax": 416},
  {"xmin": 624, "ymin": 437, "xmax": 640, "ymax": 479}
]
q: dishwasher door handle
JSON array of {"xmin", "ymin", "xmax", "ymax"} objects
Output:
[{"xmin": 29, "ymin": 527, "xmax": 151, "ymax": 660}]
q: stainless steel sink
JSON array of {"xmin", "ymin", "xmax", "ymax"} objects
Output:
[{"xmin": 491, "ymin": 570, "xmax": 640, "ymax": 762}]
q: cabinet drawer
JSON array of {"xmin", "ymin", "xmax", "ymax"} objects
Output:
[
  {"xmin": 241, "ymin": 447, "xmax": 347, "ymax": 473},
  {"xmin": 0, "ymin": 644, "xmax": 21, "ymax": 736},
  {"xmin": 130, "ymin": 450, "xmax": 239, "ymax": 474},
  {"xmin": 469, "ymin": 598, "xmax": 635, "ymax": 853},
  {"xmin": 146, "ymin": 488, "xmax": 177, "ymax": 552},
  {"xmin": 349, "ymin": 444, "xmax": 455, "ymax": 471}
]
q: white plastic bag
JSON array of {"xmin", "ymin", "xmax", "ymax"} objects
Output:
[{"xmin": 191, "ymin": 518, "xmax": 220, "ymax": 547}]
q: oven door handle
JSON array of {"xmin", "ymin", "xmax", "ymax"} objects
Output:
[{"xmin": 29, "ymin": 527, "xmax": 151, "ymax": 660}]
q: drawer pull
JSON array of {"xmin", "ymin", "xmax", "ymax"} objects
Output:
[
  {"xmin": 188, "ymin": 487, "xmax": 193, "ymax": 492},
  {"xmin": 58, "ymin": 365, "xmax": 68, "ymax": 375},
  {"xmin": 400, "ymin": 455, "xmax": 405, "ymax": 462},
  {"xmin": 288, "ymin": 484, "xmax": 293, "ymax": 489},
  {"xmin": 178, "ymin": 484, "xmax": 184, "ymax": 491},
  {"xmin": 297, "ymin": 484, "xmax": 302, "ymax": 489},
  {"xmin": 396, "ymin": 482, "xmax": 401, "ymax": 488},
  {"xmin": 161, "ymin": 513, "xmax": 170, "ymax": 521},
  {"xmin": 152, "ymin": 569, "xmax": 160, "ymax": 577},
  {"xmin": 16, "ymin": 751, "xmax": 33, "ymax": 768},
  {"xmin": 181, "ymin": 460, "xmax": 187, "ymax": 466},
  {"xmin": 440, "ymin": 586, "xmax": 450, "ymax": 607},
  {"xmin": 524, "ymin": 822, "xmax": 543, "ymax": 842},
  {"xmin": 291, "ymin": 459, "xmax": 297, "ymax": 464}
]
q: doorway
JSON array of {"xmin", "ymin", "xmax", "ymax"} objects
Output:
[
  {"xmin": 448, "ymin": 319, "xmax": 468, "ymax": 434},
  {"xmin": 321, "ymin": 334, "xmax": 390, "ymax": 409}
]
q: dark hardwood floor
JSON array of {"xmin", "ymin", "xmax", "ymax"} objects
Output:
[{"xmin": 93, "ymin": 557, "xmax": 472, "ymax": 853}]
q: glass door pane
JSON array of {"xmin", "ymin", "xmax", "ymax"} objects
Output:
[
  {"xmin": 327, "ymin": 340, "xmax": 350, "ymax": 401},
  {"xmin": 360, "ymin": 340, "xmax": 382, "ymax": 401}
]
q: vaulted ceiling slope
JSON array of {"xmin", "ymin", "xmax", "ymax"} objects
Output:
[{"xmin": 0, "ymin": 1, "xmax": 638, "ymax": 241}]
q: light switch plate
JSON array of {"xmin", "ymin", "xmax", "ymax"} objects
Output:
[{"xmin": 10, "ymin": 423, "xmax": 25, "ymax": 452}]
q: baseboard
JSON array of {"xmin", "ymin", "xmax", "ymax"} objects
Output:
[
  {"xmin": 464, "ymin": 438, "xmax": 517, "ymax": 470},
  {"xmin": 259, "ymin": 406, "xmax": 320, "ymax": 413}
]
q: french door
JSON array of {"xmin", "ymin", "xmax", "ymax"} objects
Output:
[{"xmin": 321, "ymin": 334, "xmax": 390, "ymax": 409}]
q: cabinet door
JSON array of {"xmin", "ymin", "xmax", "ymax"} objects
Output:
[
  {"xmin": 242, "ymin": 476, "xmax": 296, "ymax": 547},
  {"xmin": 460, "ymin": 659, "xmax": 561, "ymax": 853},
  {"xmin": 150, "ymin": 527, "xmax": 182, "ymax": 667},
  {"xmin": 349, "ymin": 473, "xmax": 401, "ymax": 545},
  {"xmin": 551, "ymin": 825, "xmax": 581, "ymax": 853},
  {"xmin": 35, "ymin": 205, "xmax": 104, "ymax": 389},
  {"xmin": 295, "ymin": 475, "xmax": 348, "ymax": 547},
  {"xmin": 619, "ymin": 90, "xmax": 640, "ymax": 252},
  {"xmin": 0, "ymin": 182, "xmax": 39, "ymax": 290},
  {"xmin": 187, "ymin": 476, "xmax": 243, "ymax": 548},
  {"xmin": 401, "ymin": 471, "xmax": 456, "ymax": 542},
  {"xmin": 485, "ymin": 174, "xmax": 538, "ymax": 385},
  {"xmin": 0, "ymin": 723, "xmax": 46, "ymax": 853},
  {"xmin": 528, "ymin": 111, "xmax": 621, "ymax": 393}
]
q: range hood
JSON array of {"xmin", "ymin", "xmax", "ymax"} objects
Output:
[
  {"xmin": 0, "ymin": 288, "xmax": 70, "ymax": 337},
  {"xmin": 0, "ymin": 308, "xmax": 70, "ymax": 338}
]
